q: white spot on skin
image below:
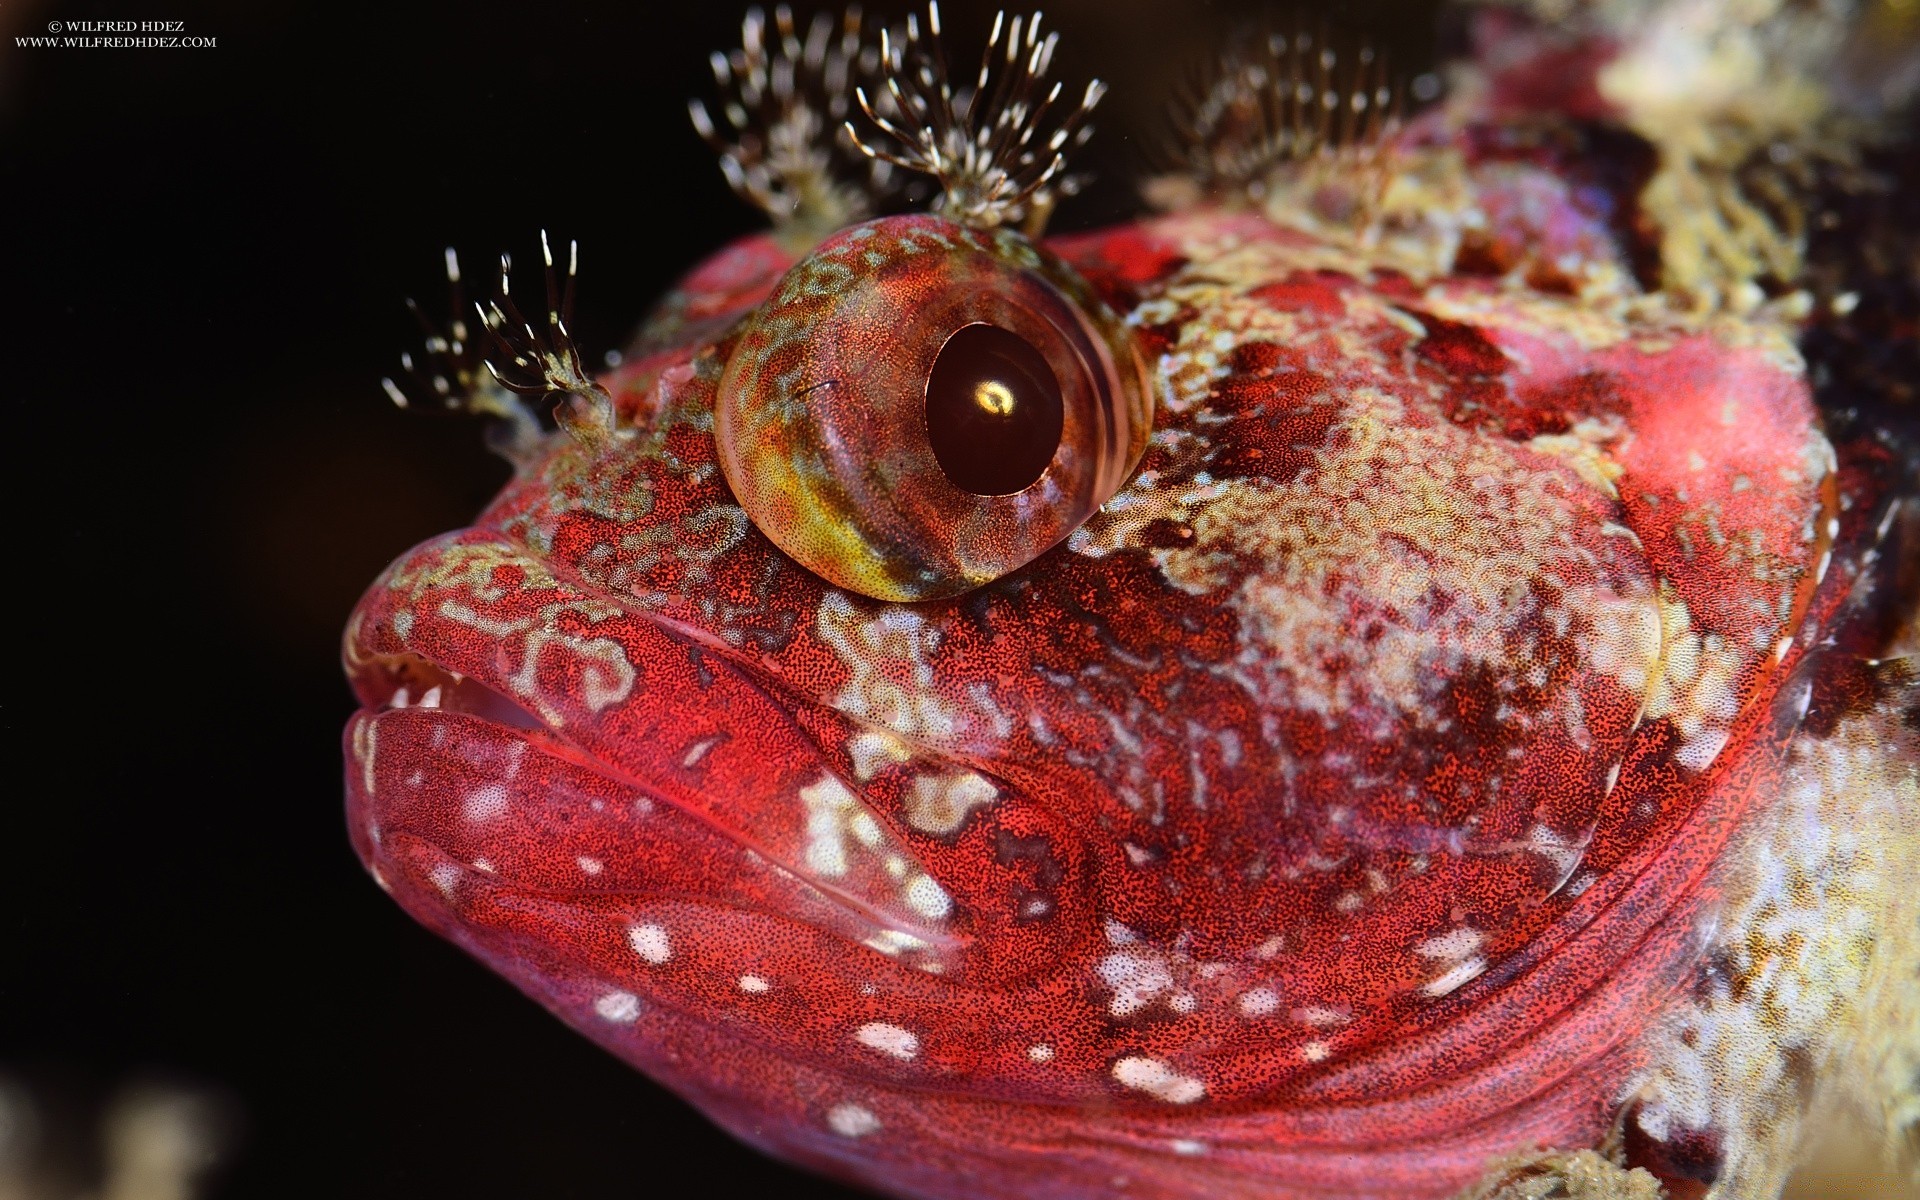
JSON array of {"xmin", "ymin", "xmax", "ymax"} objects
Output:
[
  {"xmin": 628, "ymin": 923, "xmax": 672, "ymax": 964},
  {"xmin": 429, "ymin": 863, "xmax": 460, "ymax": 897},
  {"xmin": 1417, "ymin": 927, "xmax": 1488, "ymax": 996},
  {"xmin": 827, "ymin": 1103, "xmax": 881, "ymax": 1138},
  {"xmin": 1674, "ymin": 728, "xmax": 1732, "ymax": 773},
  {"xmin": 801, "ymin": 775, "xmax": 857, "ymax": 877},
  {"xmin": 904, "ymin": 874, "xmax": 953, "ymax": 920},
  {"xmin": 738, "ymin": 975, "xmax": 770, "ymax": 994},
  {"xmin": 1417, "ymin": 927, "xmax": 1486, "ymax": 961},
  {"xmin": 594, "ymin": 991, "xmax": 640, "ymax": 1023},
  {"xmin": 1098, "ymin": 948, "xmax": 1175, "ymax": 1016},
  {"xmin": 1111, "ymin": 1056, "xmax": 1206, "ymax": 1104},
  {"xmin": 862, "ymin": 929, "xmax": 930, "ymax": 957},
  {"xmin": 464, "ymin": 784, "xmax": 509, "ymax": 822},
  {"xmin": 850, "ymin": 812, "xmax": 887, "ymax": 849},
  {"xmin": 903, "ymin": 771, "xmax": 999, "ymax": 835},
  {"xmin": 1170, "ymin": 1139, "xmax": 1208, "ymax": 1156},
  {"xmin": 798, "ymin": 774, "xmax": 945, "ymax": 923},
  {"xmin": 1423, "ymin": 957, "xmax": 1489, "ymax": 997},
  {"xmin": 576, "ymin": 855, "xmax": 603, "ymax": 875},
  {"xmin": 848, "ymin": 729, "xmax": 914, "ymax": 780},
  {"xmin": 1027, "ymin": 1044, "xmax": 1054, "ymax": 1063},
  {"xmin": 1238, "ymin": 987, "xmax": 1280, "ymax": 1017},
  {"xmin": 1302, "ymin": 1040, "xmax": 1330, "ymax": 1062},
  {"xmin": 438, "ymin": 596, "xmax": 636, "ymax": 725},
  {"xmin": 1641, "ymin": 591, "xmax": 1748, "ymax": 770},
  {"xmin": 680, "ymin": 735, "xmax": 723, "ymax": 768},
  {"xmin": 1523, "ymin": 823, "xmax": 1586, "ymax": 884},
  {"xmin": 855, "ymin": 1022, "xmax": 920, "ymax": 1060}
]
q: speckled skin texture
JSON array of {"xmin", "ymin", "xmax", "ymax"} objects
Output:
[{"xmin": 341, "ymin": 10, "xmax": 1917, "ymax": 1200}]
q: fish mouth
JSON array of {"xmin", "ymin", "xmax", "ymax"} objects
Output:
[
  {"xmin": 340, "ymin": 532, "xmax": 990, "ymax": 1051},
  {"xmin": 349, "ymin": 650, "xmax": 546, "ymax": 731}
]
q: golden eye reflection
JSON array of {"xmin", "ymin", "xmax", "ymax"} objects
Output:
[{"xmin": 974, "ymin": 380, "xmax": 1016, "ymax": 416}]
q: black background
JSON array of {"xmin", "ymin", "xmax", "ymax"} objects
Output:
[{"xmin": 2, "ymin": 0, "xmax": 1438, "ymax": 1195}]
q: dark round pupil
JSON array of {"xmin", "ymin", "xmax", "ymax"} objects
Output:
[{"xmin": 923, "ymin": 323, "xmax": 1064, "ymax": 496}]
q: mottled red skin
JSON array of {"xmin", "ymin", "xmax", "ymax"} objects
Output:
[{"xmin": 342, "ymin": 130, "xmax": 1901, "ymax": 1200}]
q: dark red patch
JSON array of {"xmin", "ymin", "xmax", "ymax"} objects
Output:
[
  {"xmin": 1134, "ymin": 317, "xmax": 1187, "ymax": 360},
  {"xmin": 1250, "ymin": 272, "xmax": 1350, "ymax": 317},
  {"xmin": 1410, "ymin": 311, "xmax": 1510, "ymax": 378},
  {"xmin": 1050, "ymin": 225, "xmax": 1189, "ymax": 290},
  {"xmin": 1804, "ymin": 654, "xmax": 1915, "ymax": 739},
  {"xmin": 1367, "ymin": 268, "xmax": 1423, "ymax": 302},
  {"xmin": 1622, "ymin": 1104, "xmax": 1723, "ymax": 1200},
  {"xmin": 1206, "ymin": 356, "xmax": 1337, "ymax": 481},
  {"xmin": 1452, "ymin": 234, "xmax": 1513, "ymax": 280},
  {"xmin": 1138, "ymin": 519, "xmax": 1195, "ymax": 548}
]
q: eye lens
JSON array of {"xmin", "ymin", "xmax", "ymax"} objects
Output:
[{"xmin": 924, "ymin": 323, "xmax": 1064, "ymax": 496}]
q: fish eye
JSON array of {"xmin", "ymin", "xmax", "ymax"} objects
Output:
[
  {"xmin": 923, "ymin": 322, "xmax": 1064, "ymax": 496},
  {"xmin": 715, "ymin": 214, "xmax": 1150, "ymax": 602}
]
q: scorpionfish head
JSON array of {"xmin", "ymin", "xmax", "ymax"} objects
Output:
[{"xmin": 344, "ymin": 8, "xmax": 1911, "ymax": 1200}]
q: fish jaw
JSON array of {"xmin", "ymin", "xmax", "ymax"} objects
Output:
[{"xmin": 334, "ymin": 523, "xmax": 1783, "ymax": 1200}]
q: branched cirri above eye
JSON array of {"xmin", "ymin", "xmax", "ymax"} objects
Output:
[
  {"xmin": 381, "ymin": 231, "xmax": 614, "ymax": 463},
  {"xmin": 689, "ymin": 6, "xmax": 897, "ymax": 249},
  {"xmin": 1164, "ymin": 27, "xmax": 1399, "ymax": 201},
  {"xmin": 473, "ymin": 231, "xmax": 616, "ymax": 444},
  {"xmin": 844, "ymin": 3, "xmax": 1106, "ymax": 236}
]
